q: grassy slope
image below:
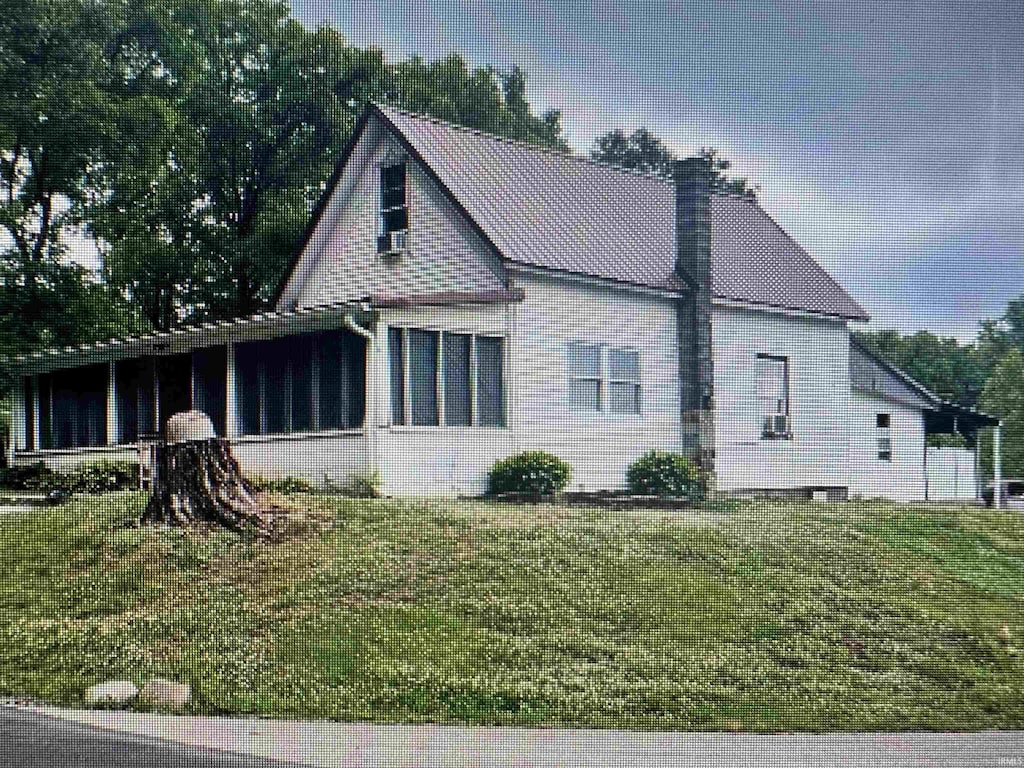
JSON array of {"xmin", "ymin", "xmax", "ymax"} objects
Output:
[{"xmin": 0, "ymin": 493, "xmax": 1022, "ymax": 731}]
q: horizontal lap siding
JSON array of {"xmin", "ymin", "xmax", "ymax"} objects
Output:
[
  {"xmin": 295, "ymin": 127, "xmax": 505, "ymax": 309},
  {"xmin": 712, "ymin": 305, "xmax": 852, "ymax": 491},
  {"xmin": 230, "ymin": 433, "xmax": 368, "ymax": 484},
  {"xmin": 511, "ymin": 273, "xmax": 682, "ymax": 491},
  {"xmin": 849, "ymin": 391, "xmax": 926, "ymax": 501}
]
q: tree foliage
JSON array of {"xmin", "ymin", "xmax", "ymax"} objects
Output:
[
  {"xmin": 979, "ymin": 349, "xmax": 1024, "ymax": 480},
  {"xmin": 590, "ymin": 128, "xmax": 757, "ymax": 198},
  {"xmin": 0, "ymin": 0, "xmax": 147, "ymax": 388},
  {"xmin": 853, "ymin": 329, "xmax": 990, "ymax": 408}
]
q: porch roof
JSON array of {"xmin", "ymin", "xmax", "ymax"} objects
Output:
[{"xmin": 8, "ymin": 301, "xmax": 372, "ymax": 375}]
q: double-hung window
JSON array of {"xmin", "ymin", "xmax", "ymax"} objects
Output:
[
  {"xmin": 568, "ymin": 342, "xmax": 642, "ymax": 414},
  {"xmin": 377, "ymin": 162, "xmax": 408, "ymax": 252},
  {"xmin": 876, "ymin": 413, "xmax": 892, "ymax": 461},
  {"xmin": 389, "ymin": 327, "xmax": 505, "ymax": 427},
  {"xmin": 756, "ymin": 354, "xmax": 791, "ymax": 439}
]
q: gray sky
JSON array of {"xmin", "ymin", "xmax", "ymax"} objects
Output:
[{"xmin": 291, "ymin": 0, "xmax": 1024, "ymax": 341}]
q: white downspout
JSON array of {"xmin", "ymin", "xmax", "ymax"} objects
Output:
[{"xmin": 344, "ymin": 315, "xmax": 377, "ymax": 483}]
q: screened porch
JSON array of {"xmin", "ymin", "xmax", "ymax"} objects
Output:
[{"xmin": 11, "ymin": 306, "xmax": 372, "ymax": 456}]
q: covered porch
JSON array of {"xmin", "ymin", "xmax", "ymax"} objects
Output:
[
  {"xmin": 7, "ymin": 303, "xmax": 377, "ymax": 485},
  {"xmin": 924, "ymin": 401, "xmax": 1003, "ymax": 506}
]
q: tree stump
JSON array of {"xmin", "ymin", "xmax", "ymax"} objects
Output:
[{"xmin": 140, "ymin": 411, "xmax": 271, "ymax": 532}]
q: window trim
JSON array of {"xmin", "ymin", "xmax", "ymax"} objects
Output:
[
  {"xmin": 567, "ymin": 342, "xmax": 643, "ymax": 415},
  {"xmin": 388, "ymin": 326, "xmax": 506, "ymax": 429}
]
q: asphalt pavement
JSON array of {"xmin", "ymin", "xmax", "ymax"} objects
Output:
[{"xmin": 0, "ymin": 706, "xmax": 306, "ymax": 767}]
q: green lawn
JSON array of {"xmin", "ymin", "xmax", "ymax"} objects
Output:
[{"xmin": 1, "ymin": 492, "xmax": 1023, "ymax": 731}]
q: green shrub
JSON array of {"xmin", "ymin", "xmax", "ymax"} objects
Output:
[
  {"xmin": 0, "ymin": 461, "xmax": 57, "ymax": 490},
  {"xmin": 333, "ymin": 472, "xmax": 380, "ymax": 499},
  {"xmin": 0, "ymin": 460, "xmax": 138, "ymax": 494},
  {"xmin": 626, "ymin": 450, "xmax": 705, "ymax": 499},
  {"xmin": 247, "ymin": 474, "xmax": 316, "ymax": 494},
  {"xmin": 55, "ymin": 461, "xmax": 139, "ymax": 494},
  {"xmin": 488, "ymin": 451, "xmax": 572, "ymax": 496}
]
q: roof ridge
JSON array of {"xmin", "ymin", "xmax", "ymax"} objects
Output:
[{"xmin": 372, "ymin": 101, "xmax": 682, "ymax": 186}]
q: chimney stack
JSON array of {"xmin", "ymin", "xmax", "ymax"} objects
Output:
[{"xmin": 674, "ymin": 156, "xmax": 715, "ymax": 474}]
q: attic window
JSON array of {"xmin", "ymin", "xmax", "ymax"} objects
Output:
[{"xmin": 378, "ymin": 162, "xmax": 408, "ymax": 252}]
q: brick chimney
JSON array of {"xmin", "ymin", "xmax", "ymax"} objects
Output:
[{"xmin": 674, "ymin": 156, "xmax": 715, "ymax": 473}]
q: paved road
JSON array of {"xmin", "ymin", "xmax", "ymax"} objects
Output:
[
  {"xmin": 12, "ymin": 704, "xmax": 1024, "ymax": 768},
  {"xmin": 0, "ymin": 706, "xmax": 307, "ymax": 767}
]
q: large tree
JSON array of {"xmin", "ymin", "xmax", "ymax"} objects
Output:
[
  {"xmin": 979, "ymin": 349, "xmax": 1024, "ymax": 480},
  {"xmin": 89, "ymin": 2, "xmax": 568, "ymax": 330},
  {"xmin": 0, "ymin": 0, "xmax": 146, "ymax": 388},
  {"xmin": 590, "ymin": 128, "xmax": 757, "ymax": 198}
]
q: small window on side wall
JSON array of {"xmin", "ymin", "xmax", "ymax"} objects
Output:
[
  {"xmin": 756, "ymin": 354, "xmax": 791, "ymax": 439},
  {"xmin": 876, "ymin": 412, "xmax": 892, "ymax": 461}
]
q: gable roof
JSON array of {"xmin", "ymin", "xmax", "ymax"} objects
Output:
[{"xmin": 278, "ymin": 103, "xmax": 868, "ymax": 320}]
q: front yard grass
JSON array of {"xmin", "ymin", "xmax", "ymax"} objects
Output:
[{"xmin": 0, "ymin": 492, "xmax": 1022, "ymax": 731}]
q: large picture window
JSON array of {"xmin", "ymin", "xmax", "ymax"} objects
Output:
[
  {"xmin": 389, "ymin": 328, "xmax": 505, "ymax": 427},
  {"xmin": 236, "ymin": 328, "xmax": 365, "ymax": 436}
]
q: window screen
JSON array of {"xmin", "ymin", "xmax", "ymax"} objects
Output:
[
  {"xmin": 877, "ymin": 412, "xmax": 892, "ymax": 461},
  {"xmin": 389, "ymin": 327, "xmax": 406, "ymax": 425},
  {"xmin": 569, "ymin": 342, "xmax": 602, "ymax": 410},
  {"xmin": 380, "ymin": 162, "xmax": 408, "ymax": 235},
  {"xmin": 444, "ymin": 333, "xmax": 472, "ymax": 427},
  {"xmin": 756, "ymin": 355, "xmax": 789, "ymax": 416},
  {"xmin": 476, "ymin": 336, "xmax": 504, "ymax": 427},
  {"xmin": 408, "ymin": 329, "xmax": 439, "ymax": 426},
  {"xmin": 193, "ymin": 346, "xmax": 227, "ymax": 437},
  {"xmin": 608, "ymin": 348, "xmax": 640, "ymax": 414}
]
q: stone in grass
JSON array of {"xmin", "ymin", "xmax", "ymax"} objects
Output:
[
  {"xmin": 138, "ymin": 679, "xmax": 191, "ymax": 709},
  {"xmin": 84, "ymin": 681, "xmax": 138, "ymax": 706}
]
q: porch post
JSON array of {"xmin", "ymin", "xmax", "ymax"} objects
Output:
[
  {"xmin": 225, "ymin": 343, "xmax": 239, "ymax": 438},
  {"xmin": 994, "ymin": 424, "xmax": 1003, "ymax": 510},
  {"xmin": 32, "ymin": 376, "xmax": 41, "ymax": 450},
  {"xmin": 974, "ymin": 437, "xmax": 981, "ymax": 502},
  {"xmin": 10, "ymin": 376, "xmax": 26, "ymax": 460},
  {"xmin": 106, "ymin": 362, "xmax": 119, "ymax": 445}
]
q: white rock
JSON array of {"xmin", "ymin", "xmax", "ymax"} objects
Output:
[
  {"xmin": 138, "ymin": 679, "xmax": 191, "ymax": 708},
  {"xmin": 166, "ymin": 410, "xmax": 216, "ymax": 443},
  {"xmin": 84, "ymin": 680, "xmax": 138, "ymax": 705}
]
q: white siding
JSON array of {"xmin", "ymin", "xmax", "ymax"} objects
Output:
[
  {"xmin": 510, "ymin": 272, "xmax": 682, "ymax": 491},
  {"xmin": 292, "ymin": 121, "xmax": 506, "ymax": 309},
  {"xmin": 712, "ymin": 304, "xmax": 852, "ymax": 492},
  {"xmin": 847, "ymin": 391, "xmax": 927, "ymax": 501}
]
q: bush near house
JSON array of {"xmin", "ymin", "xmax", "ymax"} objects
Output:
[
  {"xmin": 0, "ymin": 460, "xmax": 138, "ymax": 494},
  {"xmin": 488, "ymin": 451, "xmax": 572, "ymax": 496},
  {"xmin": 626, "ymin": 450, "xmax": 706, "ymax": 500}
]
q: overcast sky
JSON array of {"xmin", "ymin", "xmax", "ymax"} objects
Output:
[{"xmin": 291, "ymin": 0, "xmax": 1024, "ymax": 341}]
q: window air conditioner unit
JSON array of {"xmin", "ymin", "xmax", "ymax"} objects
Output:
[
  {"xmin": 763, "ymin": 414, "xmax": 790, "ymax": 438},
  {"xmin": 377, "ymin": 229, "xmax": 408, "ymax": 255}
]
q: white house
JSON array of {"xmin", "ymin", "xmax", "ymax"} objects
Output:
[{"xmin": 5, "ymin": 104, "xmax": 999, "ymax": 500}]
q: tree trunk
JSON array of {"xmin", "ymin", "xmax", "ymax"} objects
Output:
[{"xmin": 140, "ymin": 412, "xmax": 273, "ymax": 532}]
